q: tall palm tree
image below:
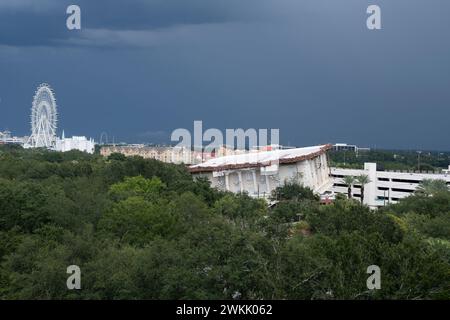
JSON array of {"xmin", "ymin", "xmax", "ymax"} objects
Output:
[
  {"xmin": 343, "ymin": 176, "xmax": 355, "ymax": 199},
  {"xmin": 356, "ymin": 174, "xmax": 371, "ymax": 204}
]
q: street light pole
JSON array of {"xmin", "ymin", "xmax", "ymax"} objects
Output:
[{"xmin": 417, "ymin": 151, "xmax": 422, "ymax": 172}]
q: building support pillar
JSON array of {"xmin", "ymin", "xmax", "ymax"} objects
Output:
[
  {"xmin": 225, "ymin": 172, "xmax": 230, "ymax": 191},
  {"xmin": 252, "ymin": 170, "xmax": 258, "ymax": 196},
  {"xmin": 237, "ymin": 171, "xmax": 244, "ymax": 193},
  {"xmin": 265, "ymin": 175, "xmax": 270, "ymax": 194}
]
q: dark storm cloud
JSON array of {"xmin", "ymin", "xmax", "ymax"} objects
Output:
[
  {"xmin": 0, "ymin": 0, "xmax": 273, "ymax": 48},
  {"xmin": 1, "ymin": 0, "xmax": 450, "ymax": 150}
]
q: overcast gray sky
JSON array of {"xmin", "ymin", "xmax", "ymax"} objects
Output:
[{"xmin": 0, "ymin": 0, "xmax": 449, "ymax": 150}]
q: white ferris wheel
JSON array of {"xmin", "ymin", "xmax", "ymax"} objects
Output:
[{"xmin": 25, "ymin": 83, "xmax": 58, "ymax": 149}]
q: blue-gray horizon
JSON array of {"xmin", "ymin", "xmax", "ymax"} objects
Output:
[{"xmin": 0, "ymin": 0, "xmax": 449, "ymax": 151}]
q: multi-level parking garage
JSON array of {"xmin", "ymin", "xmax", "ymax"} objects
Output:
[{"xmin": 330, "ymin": 163, "xmax": 450, "ymax": 208}]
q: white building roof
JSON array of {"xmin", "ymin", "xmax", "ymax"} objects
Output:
[{"xmin": 189, "ymin": 144, "xmax": 331, "ymax": 173}]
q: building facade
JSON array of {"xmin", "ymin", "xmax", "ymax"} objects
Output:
[
  {"xmin": 55, "ymin": 134, "xmax": 95, "ymax": 154},
  {"xmin": 333, "ymin": 143, "xmax": 370, "ymax": 153},
  {"xmin": 189, "ymin": 145, "xmax": 333, "ymax": 198},
  {"xmin": 0, "ymin": 131, "xmax": 26, "ymax": 145},
  {"xmin": 330, "ymin": 163, "xmax": 450, "ymax": 208},
  {"xmin": 100, "ymin": 145, "xmax": 194, "ymax": 164},
  {"xmin": 100, "ymin": 145, "xmax": 258, "ymax": 165}
]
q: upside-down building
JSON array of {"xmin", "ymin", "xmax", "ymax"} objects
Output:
[{"xmin": 189, "ymin": 144, "xmax": 333, "ymax": 198}]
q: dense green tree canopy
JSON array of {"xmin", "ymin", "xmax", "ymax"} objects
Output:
[
  {"xmin": 329, "ymin": 149, "xmax": 450, "ymax": 171},
  {"xmin": 0, "ymin": 145, "xmax": 448, "ymax": 299}
]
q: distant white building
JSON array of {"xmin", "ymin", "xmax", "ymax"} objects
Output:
[
  {"xmin": 189, "ymin": 145, "xmax": 333, "ymax": 198},
  {"xmin": 0, "ymin": 131, "xmax": 26, "ymax": 145},
  {"xmin": 330, "ymin": 163, "xmax": 450, "ymax": 208},
  {"xmin": 55, "ymin": 132, "xmax": 95, "ymax": 154},
  {"xmin": 333, "ymin": 143, "xmax": 370, "ymax": 153},
  {"xmin": 443, "ymin": 165, "xmax": 450, "ymax": 175}
]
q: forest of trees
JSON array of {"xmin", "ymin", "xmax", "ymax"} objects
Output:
[
  {"xmin": 329, "ymin": 149, "xmax": 450, "ymax": 171},
  {"xmin": 0, "ymin": 145, "xmax": 449, "ymax": 299}
]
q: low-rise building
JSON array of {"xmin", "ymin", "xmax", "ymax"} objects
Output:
[
  {"xmin": 55, "ymin": 132, "xmax": 95, "ymax": 154},
  {"xmin": 0, "ymin": 130, "xmax": 26, "ymax": 145},
  {"xmin": 100, "ymin": 145, "xmax": 270, "ymax": 165},
  {"xmin": 100, "ymin": 145, "xmax": 192, "ymax": 164},
  {"xmin": 333, "ymin": 143, "xmax": 370, "ymax": 153}
]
